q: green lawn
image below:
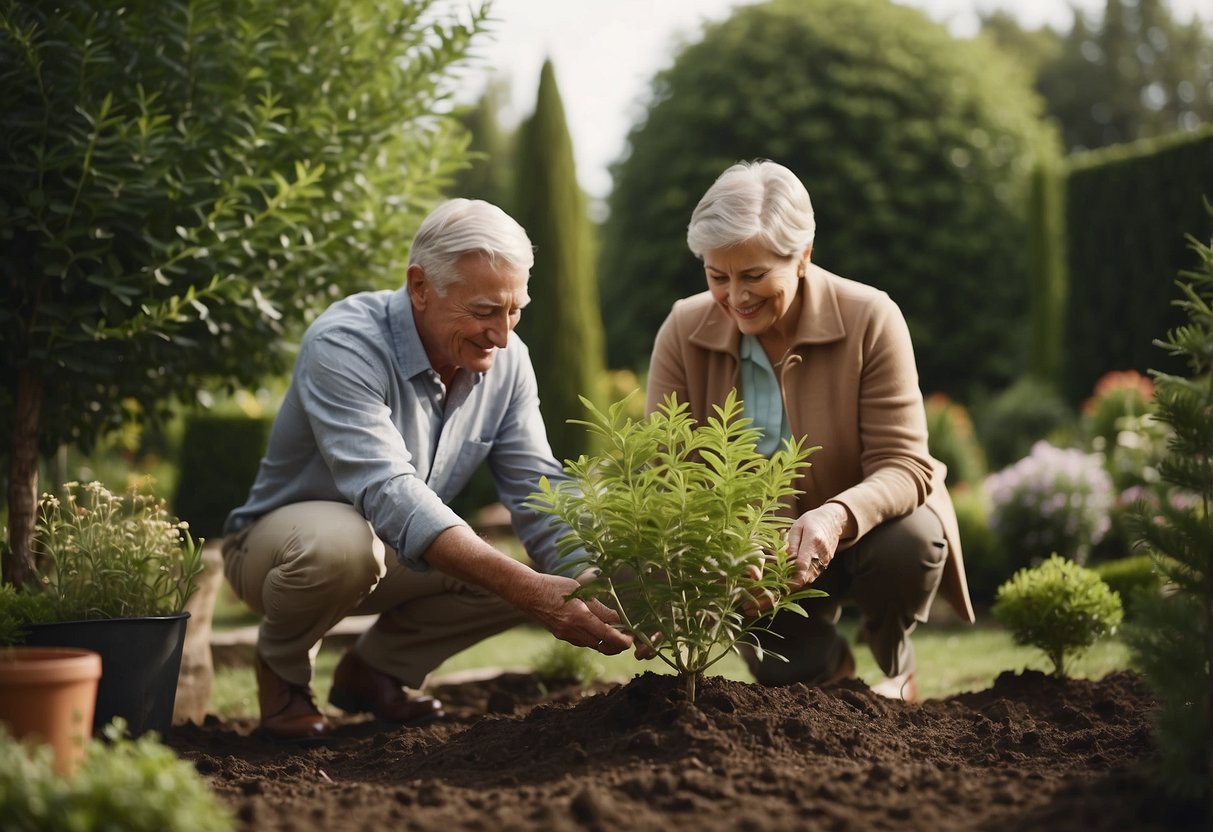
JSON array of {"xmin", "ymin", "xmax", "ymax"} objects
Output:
[{"xmin": 207, "ymin": 608, "xmax": 1133, "ymax": 718}]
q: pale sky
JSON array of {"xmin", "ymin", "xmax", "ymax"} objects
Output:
[{"xmin": 454, "ymin": 0, "xmax": 1209, "ymax": 200}]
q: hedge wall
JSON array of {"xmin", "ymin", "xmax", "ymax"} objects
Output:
[
  {"xmin": 172, "ymin": 414, "xmax": 272, "ymax": 542},
  {"xmin": 1061, "ymin": 127, "xmax": 1213, "ymax": 404}
]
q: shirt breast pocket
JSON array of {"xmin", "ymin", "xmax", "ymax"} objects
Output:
[{"xmin": 441, "ymin": 437, "xmax": 493, "ymax": 501}]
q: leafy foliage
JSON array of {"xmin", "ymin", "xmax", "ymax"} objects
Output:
[
  {"xmin": 992, "ymin": 554, "xmax": 1124, "ymax": 677},
  {"xmin": 974, "ymin": 375, "xmax": 1075, "ymax": 471},
  {"xmin": 0, "ymin": 0, "xmax": 486, "ymax": 453},
  {"xmin": 599, "ymin": 0, "xmax": 1057, "ymax": 397},
  {"xmin": 1127, "ymin": 218, "xmax": 1213, "ymax": 810},
  {"xmin": 0, "ymin": 584, "xmax": 54, "ymax": 646},
  {"xmin": 528, "ymin": 391, "xmax": 821, "ymax": 701},
  {"xmin": 924, "ymin": 393, "xmax": 986, "ymax": 488},
  {"xmin": 512, "ymin": 60, "xmax": 606, "ymax": 462},
  {"xmin": 0, "ymin": 719, "xmax": 234, "ymax": 831},
  {"xmin": 0, "ymin": 0, "xmax": 488, "ymax": 582},
  {"xmin": 1039, "ymin": 0, "xmax": 1213, "ymax": 152}
]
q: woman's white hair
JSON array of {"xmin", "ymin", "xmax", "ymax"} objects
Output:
[
  {"xmin": 408, "ymin": 198, "xmax": 535, "ymax": 294},
  {"xmin": 686, "ymin": 160, "xmax": 816, "ymax": 259}
]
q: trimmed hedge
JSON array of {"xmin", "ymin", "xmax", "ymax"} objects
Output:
[
  {"xmin": 172, "ymin": 414, "xmax": 272, "ymax": 541},
  {"xmin": 1061, "ymin": 127, "xmax": 1213, "ymax": 404}
]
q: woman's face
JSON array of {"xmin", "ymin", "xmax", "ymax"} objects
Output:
[{"xmin": 703, "ymin": 238, "xmax": 806, "ymax": 337}]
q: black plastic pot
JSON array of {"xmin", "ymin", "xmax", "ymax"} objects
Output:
[{"xmin": 22, "ymin": 612, "xmax": 190, "ymax": 738}]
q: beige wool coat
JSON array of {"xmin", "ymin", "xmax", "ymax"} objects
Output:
[{"xmin": 646, "ymin": 263, "xmax": 976, "ymax": 623}]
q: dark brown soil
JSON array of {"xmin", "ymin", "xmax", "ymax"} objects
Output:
[{"xmin": 168, "ymin": 669, "xmax": 1204, "ymax": 832}]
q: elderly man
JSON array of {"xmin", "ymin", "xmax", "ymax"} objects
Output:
[{"xmin": 222, "ymin": 199, "xmax": 632, "ymax": 740}]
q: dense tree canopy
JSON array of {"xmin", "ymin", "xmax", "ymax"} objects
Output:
[
  {"xmin": 981, "ymin": 0, "xmax": 1213, "ymax": 151},
  {"xmin": 0, "ymin": 0, "xmax": 488, "ymax": 584},
  {"xmin": 600, "ymin": 0, "xmax": 1057, "ymax": 399}
]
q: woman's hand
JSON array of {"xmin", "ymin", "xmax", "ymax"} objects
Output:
[{"xmin": 785, "ymin": 503, "xmax": 852, "ymax": 590}]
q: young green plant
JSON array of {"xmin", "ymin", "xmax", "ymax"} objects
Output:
[
  {"xmin": 529, "ymin": 391, "xmax": 823, "ymax": 701},
  {"xmin": 992, "ymin": 553, "xmax": 1123, "ymax": 677}
]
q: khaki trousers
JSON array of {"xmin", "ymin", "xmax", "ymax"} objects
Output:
[
  {"xmin": 743, "ymin": 504, "xmax": 948, "ymax": 685},
  {"xmin": 221, "ymin": 501, "xmax": 525, "ymax": 689}
]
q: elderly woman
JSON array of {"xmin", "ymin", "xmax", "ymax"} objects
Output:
[{"xmin": 646, "ymin": 160, "xmax": 974, "ymax": 701}]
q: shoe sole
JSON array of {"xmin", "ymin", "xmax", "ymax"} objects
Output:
[{"xmin": 329, "ymin": 687, "xmax": 443, "ymax": 726}]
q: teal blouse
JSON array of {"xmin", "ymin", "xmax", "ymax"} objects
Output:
[{"xmin": 739, "ymin": 334, "xmax": 792, "ymax": 457}]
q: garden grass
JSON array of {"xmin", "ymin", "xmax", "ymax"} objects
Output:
[{"xmin": 207, "ymin": 612, "xmax": 1134, "ymax": 719}]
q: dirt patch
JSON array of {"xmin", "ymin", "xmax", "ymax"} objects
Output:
[{"xmin": 168, "ymin": 669, "xmax": 1204, "ymax": 831}]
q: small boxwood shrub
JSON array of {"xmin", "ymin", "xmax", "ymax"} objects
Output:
[{"xmin": 992, "ymin": 554, "xmax": 1124, "ymax": 677}]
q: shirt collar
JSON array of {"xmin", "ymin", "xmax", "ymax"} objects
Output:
[{"xmin": 388, "ymin": 287, "xmax": 485, "ymax": 387}]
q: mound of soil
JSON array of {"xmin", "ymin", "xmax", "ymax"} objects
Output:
[{"xmin": 168, "ymin": 669, "xmax": 1204, "ymax": 831}]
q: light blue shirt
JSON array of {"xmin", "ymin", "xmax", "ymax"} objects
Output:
[
  {"xmin": 226, "ymin": 288, "xmax": 577, "ymax": 575},
  {"xmin": 739, "ymin": 334, "xmax": 792, "ymax": 457}
]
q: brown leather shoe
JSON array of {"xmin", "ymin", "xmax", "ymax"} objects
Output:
[
  {"xmin": 328, "ymin": 649, "xmax": 444, "ymax": 724},
  {"xmin": 254, "ymin": 653, "xmax": 330, "ymax": 740}
]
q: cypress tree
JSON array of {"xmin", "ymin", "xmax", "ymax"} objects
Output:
[{"xmin": 512, "ymin": 59, "xmax": 606, "ymax": 463}]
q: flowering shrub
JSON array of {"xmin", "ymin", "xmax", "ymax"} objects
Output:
[
  {"xmin": 1081, "ymin": 370, "xmax": 1155, "ymax": 452},
  {"xmin": 984, "ymin": 441, "xmax": 1114, "ymax": 568}
]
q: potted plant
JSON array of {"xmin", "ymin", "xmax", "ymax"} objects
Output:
[
  {"xmin": 0, "ymin": 481, "xmax": 203, "ymax": 738},
  {"xmin": 529, "ymin": 391, "xmax": 824, "ymax": 701},
  {"xmin": 0, "ymin": 603, "xmax": 102, "ymax": 776}
]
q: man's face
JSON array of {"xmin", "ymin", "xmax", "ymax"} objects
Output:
[{"xmin": 409, "ymin": 252, "xmax": 530, "ymax": 381}]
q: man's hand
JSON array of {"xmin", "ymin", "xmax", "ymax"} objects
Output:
[
  {"xmin": 422, "ymin": 526, "xmax": 633, "ymax": 655},
  {"xmin": 520, "ymin": 572, "xmax": 634, "ymax": 655}
]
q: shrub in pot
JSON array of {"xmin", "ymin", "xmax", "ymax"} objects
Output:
[
  {"xmin": 529, "ymin": 391, "xmax": 823, "ymax": 701},
  {"xmin": 0, "ymin": 482, "xmax": 203, "ymax": 737}
]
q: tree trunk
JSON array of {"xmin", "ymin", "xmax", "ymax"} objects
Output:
[{"xmin": 3, "ymin": 369, "xmax": 42, "ymax": 588}]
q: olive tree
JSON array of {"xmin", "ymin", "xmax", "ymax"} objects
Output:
[
  {"xmin": 0, "ymin": 0, "xmax": 489, "ymax": 586},
  {"xmin": 600, "ymin": 0, "xmax": 1058, "ymax": 398}
]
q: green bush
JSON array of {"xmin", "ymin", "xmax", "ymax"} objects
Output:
[
  {"xmin": 0, "ymin": 721, "xmax": 233, "ymax": 831},
  {"xmin": 974, "ymin": 376, "xmax": 1075, "ymax": 471},
  {"xmin": 925, "ymin": 393, "xmax": 986, "ymax": 488},
  {"xmin": 530, "ymin": 641, "xmax": 604, "ymax": 690},
  {"xmin": 1092, "ymin": 554, "xmax": 1161, "ymax": 618},
  {"xmin": 599, "ymin": 0, "xmax": 1058, "ymax": 396},
  {"xmin": 992, "ymin": 554, "xmax": 1124, "ymax": 677},
  {"xmin": 172, "ymin": 414, "xmax": 273, "ymax": 541},
  {"xmin": 950, "ymin": 485, "xmax": 1005, "ymax": 606},
  {"xmin": 0, "ymin": 584, "xmax": 54, "ymax": 646},
  {"xmin": 1125, "ymin": 214, "xmax": 1213, "ymax": 808}
]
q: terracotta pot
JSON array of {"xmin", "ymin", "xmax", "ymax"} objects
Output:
[{"xmin": 0, "ymin": 646, "xmax": 102, "ymax": 776}]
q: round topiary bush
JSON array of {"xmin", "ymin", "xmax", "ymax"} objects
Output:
[
  {"xmin": 600, "ymin": 0, "xmax": 1058, "ymax": 398},
  {"xmin": 992, "ymin": 554, "xmax": 1124, "ymax": 677}
]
